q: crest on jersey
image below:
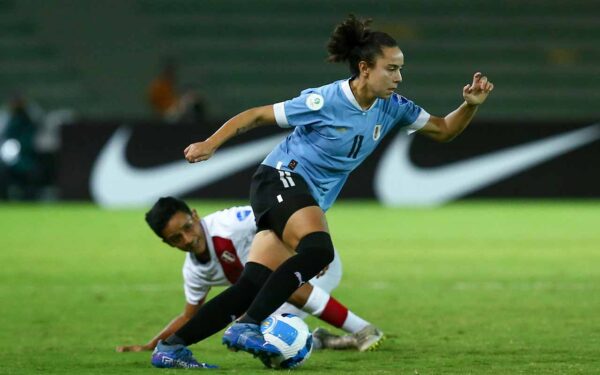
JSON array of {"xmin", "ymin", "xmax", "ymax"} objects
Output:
[
  {"xmin": 373, "ymin": 124, "xmax": 382, "ymax": 141},
  {"xmin": 306, "ymin": 93, "xmax": 324, "ymax": 111},
  {"xmin": 220, "ymin": 250, "xmax": 237, "ymax": 264}
]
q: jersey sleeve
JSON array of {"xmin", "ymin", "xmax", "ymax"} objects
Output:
[
  {"xmin": 273, "ymin": 89, "xmax": 330, "ymax": 128},
  {"xmin": 182, "ymin": 259, "xmax": 211, "ymax": 305},
  {"xmin": 391, "ymin": 94, "xmax": 430, "ymax": 135}
]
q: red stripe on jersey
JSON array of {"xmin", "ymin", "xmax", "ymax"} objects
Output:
[
  {"xmin": 319, "ymin": 297, "xmax": 349, "ymax": 328},
  {"xmin": 211, "ymin": 236, "xmax": 244, "ymax": 284}
]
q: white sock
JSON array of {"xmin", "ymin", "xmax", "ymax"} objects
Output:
[
  {"xmin": 302, "ymin": 286, "xmax": 328, "ymax": 316},
  {"xmin": 341, "ymin": 311, "xmax": 369, "ymax": 333},
  {"xmin": 303, "ymin": 286, "xmax": 370, "ymax": 334}
]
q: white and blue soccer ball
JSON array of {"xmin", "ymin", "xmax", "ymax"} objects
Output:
[{"xmin": 260, "ymin": 313, "xmax": 313, "ymax": 369}]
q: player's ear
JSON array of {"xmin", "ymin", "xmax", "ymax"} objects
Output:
[
  {"xmin": 191, "ymin": 209, "xmax": 200, "ymax": 221},
  {"xmin": 358, "ymin": 60, "xmax": 370, "ymax": 78}
]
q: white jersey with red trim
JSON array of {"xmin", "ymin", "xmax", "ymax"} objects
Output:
[
  {"xmin": 183, "ymin": 206, "xmax": 255, "ymax": 304},
  {"xmin": 182, "ymin": 206, "xmax": 342, "ymax": 307}
]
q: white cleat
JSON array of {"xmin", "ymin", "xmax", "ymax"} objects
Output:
[
  {"xmin": 354, "ymin": 325, "xmax": 385, "ymax": 352},
  {"xmin": 312, "ymin": 328, "xmax": 357, "ymax": 350}
]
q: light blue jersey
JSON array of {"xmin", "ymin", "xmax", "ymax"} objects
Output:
[{"xmin": 263, "ymin": 78, "xmax": 430, "ymax": 211}]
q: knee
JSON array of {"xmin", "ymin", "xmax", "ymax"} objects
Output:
[{"xmin": 296, "ymin": 232, "xmax": 335, "ymax": 266}]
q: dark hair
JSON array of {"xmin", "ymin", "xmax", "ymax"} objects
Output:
[
  {"xmin": 327, "ymin": 15, "xmax": 398, "ymax": 76},
  {"xmin": 145, "ymin": 196, "xmax": 192, "ymax": 238}
]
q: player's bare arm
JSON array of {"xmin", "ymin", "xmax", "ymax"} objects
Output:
[
  {"xmin": 418, "ymin": 72, "xmax": 494, "ymax": 142},
  {"xmin": 184, "ymin": 105, "xmax": 277, "ymax": 163},
  {"xmin": 116, "ymin": 302, "xmax": 201, "ymax": 352}
]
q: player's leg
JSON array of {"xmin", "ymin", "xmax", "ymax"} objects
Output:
[
  {"xmin": 306, "ymin": 250, "xmax": 367, "ymax": 332},
  {"xmin": 234, "ymin": 206, "xmax": 333, "ymax": 326},
  {"xmin": 272, "ymin": 302, "xmax": 308, "ymax": 319},
  {"xmin": 246, "ymin": 229, "xmax": 294, "ymax": 271},
  {"xmin": 167, "ymin": 264, "xmax": 271, "ymax": 346},
  {"xmin": 224, "ymin": 166, "xmax": 336, "ymax": 355},
  {"xmin": 299, "ymin": 253, "xmax": 385, "ymax": 351},
  {"xmin": 248, "ymin": 234, "xmax": 360, "ymax": 332},
  {"xmin": 164, "ymin": 230, "xmax": 291, "ymax": 346},
  {"xmin": 152, "ymin": 233, "xmax": 288, "ymax": 368},
  {"xmin": 151, "ymin": 261, "xmax": 271, "ymax": 368},
  {"xmin": 237, "ymin": 206, "xmax": 334, "ymax": 325},
  {"xmin": 283, "ymin": 251, "xmax": 370, "ymax": 333}
]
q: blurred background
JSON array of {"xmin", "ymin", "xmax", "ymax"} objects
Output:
[
  {"xmin": 1, "ymin": 2, "xmax": 599, "ymax": 373},
  {"xmin": 0, "ymin": 0, "xmax": 598, "ymax": 204}
]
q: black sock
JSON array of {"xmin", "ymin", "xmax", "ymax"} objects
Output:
[
  {"xmin": 240, "ymin": 232, "xmax": 334, "ymax": 324},
  {"xmin": 167, "ymin": 262, "xmax": 272, "ymax": 346},
  {"xmin": 164, "ymin": 334, "xmax": 186, "ymax": 346}
]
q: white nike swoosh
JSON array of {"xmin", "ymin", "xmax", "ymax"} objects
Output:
[
  {"xmin": 375, "ymin": 123, "xmax": 600, "ymax": 206},
  {"xmin": 90, "ymin": 127, "xmax": 285, "ymax": 207}
]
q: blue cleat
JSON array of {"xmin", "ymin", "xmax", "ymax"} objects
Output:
[
  {"xmin": 151, "ymin": 340, "xmax": 218, "ymax": 369},
  {"xmin": 222, "ymin": 322, "xmax": 280, "ymax": 361}
]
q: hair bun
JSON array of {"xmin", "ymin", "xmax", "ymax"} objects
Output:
[{"xmin": 327, "ymin": 15, "xmax": 372, "ymax": 63}]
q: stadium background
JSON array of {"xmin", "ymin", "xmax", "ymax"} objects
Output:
[
  {"xmin": 1, "ymin": 1, "xmax": 599, "ymax": 374},
  {"xmin": 1, "ymin": 0, "xmax": 599, "ymax": 205},
  {"xmin": 1, "ymin": 0, "xmax": 599, "ymax": 118}
]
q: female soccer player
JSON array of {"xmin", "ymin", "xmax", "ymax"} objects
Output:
[{"xmin": 153, "ymin": 14, "xmax": 494, "ymax": 368}]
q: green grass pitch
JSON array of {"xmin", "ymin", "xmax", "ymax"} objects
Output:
[{"xmin": 1, "ymin": 200, "xmax": 599, "ymax": 374}]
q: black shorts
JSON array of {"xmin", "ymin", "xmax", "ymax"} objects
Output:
[{"xmin": 249, "ymin": 164, "xmax": 318, "ymax": 238}]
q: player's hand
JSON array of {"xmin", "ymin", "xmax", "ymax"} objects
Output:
[
  {"xmin": 115, "ymin": 344, "xmax": 153, "ymax": 352},
  {"xmin": 463, "ymin": 72, "xmax": 494, "ymax": 105},
  {"xmin": 184, "ymin": 140, "xmax": 216, "ymax": 163}
]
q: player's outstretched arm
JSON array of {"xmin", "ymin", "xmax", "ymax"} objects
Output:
[
  {"xmin": 184, "ymin": 104, "xmax": 277, "ymax": 163},
  {"xmin": 418, "ymin": 72, "xmax": 494, "ymax": 142},
  {"xmin": 116, "ymin": 302, "xmax": 200, "ymax": 352}
]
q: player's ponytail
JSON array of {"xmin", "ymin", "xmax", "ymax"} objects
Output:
[
  {"xmin": 327, "ymin": 14, "xmax": 398, "ymax": 76},
  {"xmin": 326, "ymin": 14, "xmax": 371, "ymax": 63}
]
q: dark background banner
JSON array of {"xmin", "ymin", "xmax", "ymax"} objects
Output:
[{"xmin": 59, "ymin": 120, "xmax": 599, "ymax": 203}]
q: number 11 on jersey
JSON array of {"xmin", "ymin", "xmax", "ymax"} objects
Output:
[{"xmin": 347, "ymin": 135, "xmax": 364, "ymax": 159}]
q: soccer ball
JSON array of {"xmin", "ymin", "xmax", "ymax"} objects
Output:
[{"xmin": 260, "ymin": 313, "xmax": 313, "ymax": 369}]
